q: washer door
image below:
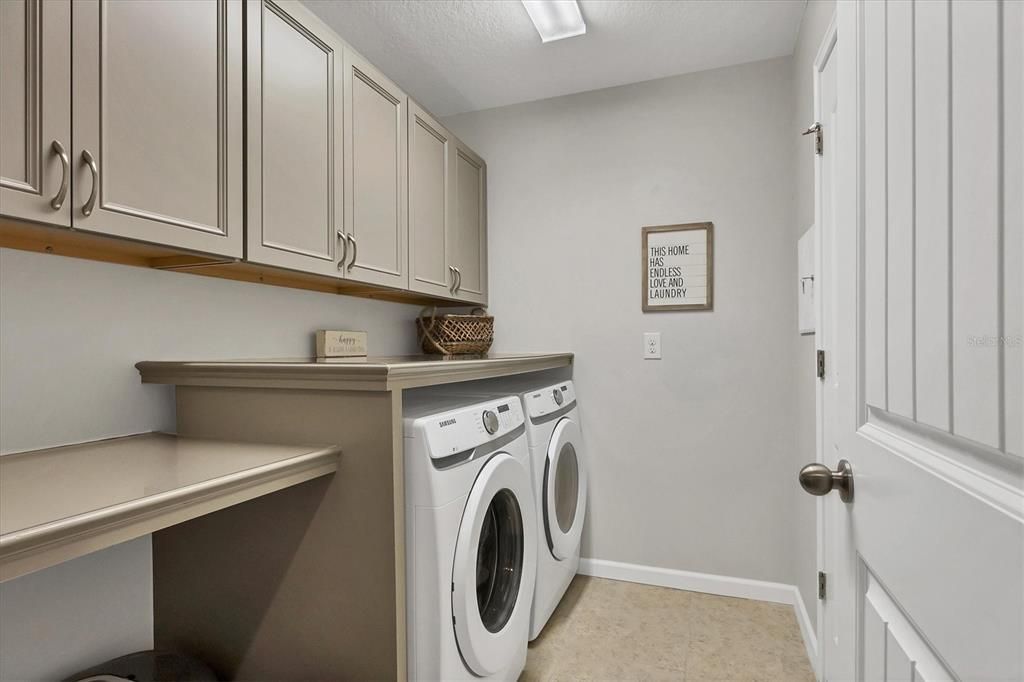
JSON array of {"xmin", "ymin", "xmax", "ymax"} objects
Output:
[
  {"xmin": 452, "ymin": 452, "xmax": 537, "ymax": 676},
  {"xmin": 543, "ymin": 418, "xmax": 588, "ymax": 560}
]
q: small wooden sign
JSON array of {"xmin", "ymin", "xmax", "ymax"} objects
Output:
[
  {"xmin": 316, "ymin": 330, "xmax": 368, "ymax": 357},
  {"xmin": 642, "ymin": 222, "xmax": 714, "ymax": 312}
]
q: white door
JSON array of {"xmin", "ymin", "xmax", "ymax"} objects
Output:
[
  {"xmin": 543, "ymin": 417, "xmax": 588, "ymax": 560},
  {"xmin": 818, "ymin": 2, "xmax": 1023, "ymax": 680},
  {"xmin": 451, "ymin": 453, "xmax": 536, "ymax": 676}
]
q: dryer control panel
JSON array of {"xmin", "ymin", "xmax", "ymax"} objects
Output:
[
  {"xmin": 423, "ymin": 397, "xmax": 524, "ymax": 459},
  {"xmin": 523, "ymin": 381, "xmax": 577, "ymax": 420}
]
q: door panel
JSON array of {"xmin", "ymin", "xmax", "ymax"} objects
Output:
[
  {"xmin": 0, "ymin": 0, "xmax": 71, "ymax": 226},
  {"xmin": 949, "ymin": 0, "xmax": 1004, "ymax": 448},
  {"xmin": 884, "ymin": 0, "xmax": 913, "ymax": 419},
  {"xmin": 343, "ymin": 52, "xmax": 407, "ymax": 288},
  {"xmin": 451, "ymin": 142, "xmax": 487, "ymax": 304},
  {"xmin": 246, "ymin": 0, "xmax": 343, "ymax": 276},
  {"xmin": 72, "ymin": 0, "xmax": 242, "ymax": 256},
  {"xmin": 913, "ymin": 0, "xmax": 952, "ymax": 432},
  {"xmin": 408, "ymin": 100, "xmax": 454, "ymax": 298},
  {"xmin": 861, "ymin": 569, "xmax": 952, "ymax": 681},
  {"xmin": 831, "ymin": 1, "xmax": 1023, "ymax": 680}
]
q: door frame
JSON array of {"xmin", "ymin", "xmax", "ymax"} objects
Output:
[{"xmin": 812, "ymin": 12, "xmax": 838, "ymax": 681}]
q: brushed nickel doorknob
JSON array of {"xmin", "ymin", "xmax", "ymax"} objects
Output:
[{"xmin": 799, "ymin": 459, "xmax": 854, "ymax": 503}]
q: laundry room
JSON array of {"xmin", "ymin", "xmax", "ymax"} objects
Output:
[{"xmin": 1, "ymin": 1, "xmax": 1021, "ymax": 681}]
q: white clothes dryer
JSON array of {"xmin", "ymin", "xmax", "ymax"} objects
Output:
[
  {"xmin": 431, "ymin": 377, "xmax": 588, "ymax": 640},
  {"xmin": 403, "ymin": 393, "xmax": 537, "ymax": 681}
]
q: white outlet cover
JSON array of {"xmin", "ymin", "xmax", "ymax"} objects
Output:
[{"xmin": 644, "ymin": 332, "xmax": 661, "ymax": 359}]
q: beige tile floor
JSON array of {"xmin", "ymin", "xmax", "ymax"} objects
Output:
[{"xmin": 521, "ymin": 576, "xmax": 816, "ymax": 682}]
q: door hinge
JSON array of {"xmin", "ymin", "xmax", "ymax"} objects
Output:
[
  {"xmin": 803, "ymin": 122, "xmax": 823, "ymax": 155},
  {"xmin": 817, "ymin": 349, "xmax": 826, "ymax": 379},
  {"xmin": 818, "ymin": 571, "xmax": 827, "ymax": 600}
]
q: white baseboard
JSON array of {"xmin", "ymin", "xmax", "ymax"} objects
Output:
[{"xmin": 579, "ymin": 558, "xmax": 819, "ymax": 679}]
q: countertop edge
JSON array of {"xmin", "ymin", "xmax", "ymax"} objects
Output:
[
  {"xmin": 0, "ymin": 440, "xmax": 342, "ymax": 582},
  {"xmin": 135, "ymin": 353, "xmax": 574, "ymax": 391}
]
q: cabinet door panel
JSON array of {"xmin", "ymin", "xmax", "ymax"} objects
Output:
[
  {"xmin": 0, "ymin": 0, "xmax": 71, "ymax": 227},
  {"xmin": 246, "ymin": 0, "xmax": 343, "ymax": 276},
  {"xmin": 408, "ymin": 101, "xmax": 453, "ymax": 298},
  {"xmin": 72, "ymin": 0, "xmax": 242, "ymax": 257},
  {"xmin": 343, "ymin": 52, "xmax": 407, "ymax": 288},
  {"xmin": 451, "ymin": 142, "xmax": 487, "ymax": 304}
]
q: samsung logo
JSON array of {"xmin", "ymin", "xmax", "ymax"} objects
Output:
[{"xmin": 438, "ymin": 418, "xmax": 457, "ymax": 428}]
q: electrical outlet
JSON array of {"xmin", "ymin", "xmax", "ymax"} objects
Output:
[{"xmin": 643, "ymin": 332, "xmax": 661, "ymax": 359}]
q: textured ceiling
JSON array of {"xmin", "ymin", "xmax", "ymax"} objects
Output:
[{"xmin": 303, "ymin": 0, "xmax": 807, "ymax": 117}]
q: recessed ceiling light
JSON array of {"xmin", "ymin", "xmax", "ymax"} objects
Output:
[{"xmin": 521, "ymin": 0, "xmax": 586, "ymax": 43}]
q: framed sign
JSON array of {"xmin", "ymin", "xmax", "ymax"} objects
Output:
[{"xmin": 642, "ymin": 222, "xmax": 714, "ymax": 312}]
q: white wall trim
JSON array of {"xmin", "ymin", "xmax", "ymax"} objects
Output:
[
  {"xmin": 792, "ymin": 581, "xmax": 820, "ymax": 679},
  {"xmin": 579, "ymin": 558, "xmax": 819, "ymax": 679}
]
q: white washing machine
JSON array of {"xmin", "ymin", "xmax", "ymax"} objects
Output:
[
  {"xmin": 403, "ymin": 393, "xmax": 537, "ymax": 681},
  {"xmin": 433, "ymin": 377, "xmax": 588, "ymax": 641}
]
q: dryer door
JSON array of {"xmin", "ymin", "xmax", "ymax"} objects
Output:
[
  {"xmin": 452, "ymin": 452, "xmax": 537, "ymax": 676},
  {"xmin": 543, "ymin": 417, "xmax": 588, "ymax": 560}
]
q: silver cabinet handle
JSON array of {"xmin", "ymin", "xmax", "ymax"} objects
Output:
[
  {"xmin": 81, "ymin": 149, "xmax": 99, "ymax": 217},
  {"xmin": 50, "ymin": 140, "xmax": 70, "ymax": 210},
  {"xmin": 453, "ymin": 266, "xmax": 462, "ymax": 294},
  {"xmin": 798, "ymin": 460, "xmax": 854, "ymax": 503},
  {"xmin": 448, "ymin": 265, "xmax": 457, "ymax": 293},
  {"xmin": 337, "ymin": 229, "xmax": 348, "ymax": 270},
  {"xmin": 346, "ymin": 233, "xmax": 357, "ymax": 271}
]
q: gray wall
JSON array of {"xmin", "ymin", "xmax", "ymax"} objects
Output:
[
  {"xmin": 446, "ymin": 57, "xmax": 801, "ymax": 585},
  {"xmin": 0, "ymin": 248, "xmax": 420, "ymax": 680},
  {"xmin": 790, "ymin": 0, "xmax": 837, "ymax": 632}
]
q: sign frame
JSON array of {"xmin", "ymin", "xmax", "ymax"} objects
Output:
[{"xmin": 641, "ymin": 221, "xmax": 714, "ymax": 312}]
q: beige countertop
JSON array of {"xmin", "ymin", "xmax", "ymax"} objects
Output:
[
  {"xmin": 0, "ymin": 433, "xmax": 341, "ymax": 582},
  {"xmin": 136, "ymin": 352, "xmax": 573, "ymax": 391}
]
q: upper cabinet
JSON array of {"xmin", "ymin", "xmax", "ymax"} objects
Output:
[
  {"xmin": 0, "ymin": 0, "xmax": 72, "ymax": 227},
  {"xmin": 0, "ymin": 0, "xmax": 486, "ymax": 305},
  {"xmin": 408, "ymin": 101, "xmax": 455, "ymax": 298},
  {"xmin": 71, "ymin": 0, "xmax": 243, "ymax": 257},
  {"xmin": 342, "ymin": 52, "xmax": 408, "ymax": 289},
  {"xmin": 246, "ymin": 0, "xmax": 345, "ymax": 276},
  {"xmin": 407, "ymin": 103, "xmax": 488, "ymax": 305},
  {"xmin": 450, "ymin": 141, "xmax": 487, "ymax": 305}
]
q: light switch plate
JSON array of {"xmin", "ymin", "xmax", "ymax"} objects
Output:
[{"xmin": 644, "ymin": 332, "xmax": 661, "ymax": 359}]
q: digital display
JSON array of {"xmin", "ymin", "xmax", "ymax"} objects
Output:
[{"xmin": 497, "ymin": 404, "xmax": 510, "ymax": 413}]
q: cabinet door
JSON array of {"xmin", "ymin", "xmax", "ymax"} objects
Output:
[
  {"xmin": 343, "ymin": 51, "xmax": 407, "ymax": 288},
  {"xmin": 450, "ymin": 141, "xmax": 487, "ymax": 305},
  {"xmin": 246, "ymin": 0, "xmax": 344, "ymax": 276},
  {"xmin": 0, "ymin": 0, "xmax": 71, "ymax": 227},
  {"xmin": 71, "ymin": 0, "xmax": 243, "ymax": 257},
  {"xmin": 407, "ymin": 100, "xmax": 455, "ymax": 298}
]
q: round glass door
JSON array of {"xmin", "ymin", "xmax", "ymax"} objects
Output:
[
  {"xmin": 544, "ymin": 418, "xmax": 587, "ymax": 560},
  {"xmin": 451, "ymin": 453, "xmax": 537, "ymax": 676},
  {"xmin": 476, "ymin": 489, "xmax": 524, "ymax": 632}
]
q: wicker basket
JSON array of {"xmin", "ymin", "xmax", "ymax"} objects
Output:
[{"xmin": 416, "ymin": 307, "xmax": 494, "ymax": 356}]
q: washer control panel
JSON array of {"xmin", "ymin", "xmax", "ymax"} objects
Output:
[
  {"xmin": 523, "ymin": 380, "xmax": 576, "ymax": 420},
  {"xmin": 482, "ymin": 409, "xmax": 500, "ymax": 434},
  {"xmin": 424, "ymin": 397, "xmax": 523, "ymax": 458}
]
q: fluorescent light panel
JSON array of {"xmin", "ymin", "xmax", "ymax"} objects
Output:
[{"xmin": 522, "ymin": 0, "xmax": 586, "ymax": 43}]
